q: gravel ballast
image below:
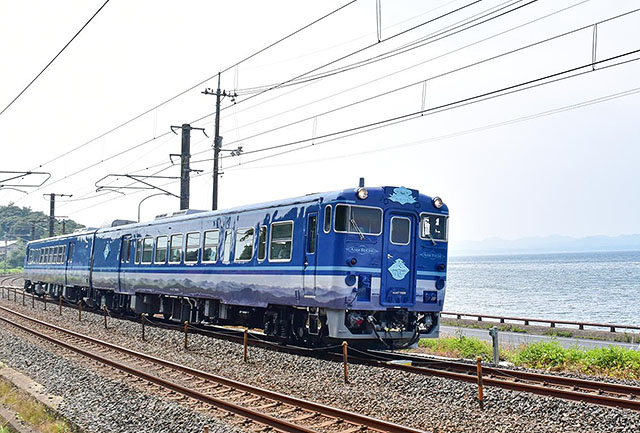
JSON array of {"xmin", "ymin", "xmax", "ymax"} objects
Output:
[{"xmin": 0, "ymin": 294, "xmax": 639, "ymax": 433}]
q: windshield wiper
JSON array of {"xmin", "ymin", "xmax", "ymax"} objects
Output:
[
  {"xmin": 426, "ymin": 232, "xmax": 437, "ymax": 246},
  {"xmin": 350, "ymin": 218, "xmax": 365, "ymax": 240}
]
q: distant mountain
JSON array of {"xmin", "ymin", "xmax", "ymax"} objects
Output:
[{"xmin": 450, "ymin": 234, "xmax": 640, "ymax": 256}]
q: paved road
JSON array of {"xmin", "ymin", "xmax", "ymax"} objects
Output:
[{"xmin": 440, "ymin": 325, "xmax": 640, "ymax": 350}]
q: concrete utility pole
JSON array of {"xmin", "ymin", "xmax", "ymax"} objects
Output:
[
  {"xmin": 44, "ymin": 193, "xmax": 72, "ymax": 237},
  {"xmin": 203, "ymin": 73, "xmax": 241, "ymax": 211},
  {"xmin": 212, "ymin": 73, "xmax": 222, "ymax": 211},
  {"xmin": 170, "ymin": 124, "xmax": 206, "ymax": 211}
]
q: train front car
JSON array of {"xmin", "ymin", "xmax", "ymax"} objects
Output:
[{"xmin": 321, "ymin": 186, "xmax": 448, "ymax": 348}]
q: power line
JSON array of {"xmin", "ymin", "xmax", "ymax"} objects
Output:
[
  {"xmin": 229, "ymin": 87, "xmax": 640, "ymax": 172},
  {"xmin": 212, "ymin": 0, "xmax": 590, "ymax": 146},
  {"xmin": 25, "ymin": 0, "xmax": 360, "ymax": 172},
  {"xmin": 233, "ymin": 0, "xmax": 532, "ymax": 95},
  {"xmin": 216, "ymin": 48, "xmax": 640, "ymax": 165},
  {"xmin": 78, "ymin": 48, "xmax": 640, "ymax": 210},
  {"xmin": 15, "ymin": 0, "xmax": 487, "ymax": 201},
  {"xmin": 194, "ymin": 5, "xmax": 628, "ymax": 158},
  {"xmin": 66, "ymin": 80, "xmax": 640, "ymax": 215},
  {"xmin": 0, "ymin": 0, "xmax": 111, "ymax": 119}
]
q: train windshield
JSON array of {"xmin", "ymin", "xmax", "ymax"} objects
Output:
[
  {"xmin": 334, "ymin": 204, "xmax": 382, "ymax": 235},
  {"xmin": 420, "ymin": 214, "xmax": 448, "ymax": 241}
]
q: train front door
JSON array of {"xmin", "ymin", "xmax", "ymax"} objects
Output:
[
  {"xmin": 302, "ymin": 213, "xmax": 318, "ymax": 298},
  {"xmin": 381, "ymin": 212, "xmax": 416, "ymax": 306}
]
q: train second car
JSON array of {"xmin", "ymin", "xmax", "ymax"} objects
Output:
[{"xmin": 23, "ymin": 185, "xmax": 449, "ymax": 348}]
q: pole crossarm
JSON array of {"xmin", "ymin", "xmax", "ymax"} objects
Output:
[
  {"xmin": 95, "ymin": 174, "xmax": 180, "ymax": 198},
  {"xmin": 0, "ymin": 170, "xmax": 51, "ymax": 188}
]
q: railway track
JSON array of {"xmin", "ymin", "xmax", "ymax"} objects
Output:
[
  {"xmin": 1, "ymin": 279, "xmax": 639, "ymax": 412},
  {"xmin": 359, "ymin": 350, "xmax": 640, "ymax": 411},
  {"xmin": 0, "ymin": 304, "xmax": 425, "ymax": 433}
]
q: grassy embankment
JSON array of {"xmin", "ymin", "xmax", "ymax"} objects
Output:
[
  {"xmin": 0, "ymin": 375, "xmax": 73, "ymax": 433},
  {"xmin": 0, "ymin": 268, "xmax": 22, "ymax": 275},
  {"xmin": 418, "ymin": 336, "xmax": 640, "ymax": 380}
]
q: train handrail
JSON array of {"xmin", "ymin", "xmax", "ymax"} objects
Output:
[{"xmin": 441, "ymin": 311, "xmax": 640, "ymax": 333}]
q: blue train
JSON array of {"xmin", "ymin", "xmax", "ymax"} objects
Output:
[{"xmin": 23, "ymin": 184, "xmax": 449, "ymax": 347}]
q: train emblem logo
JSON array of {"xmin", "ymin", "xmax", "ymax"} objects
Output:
[
  {"xmin": 388, "ymin": 258, "xmax": 410, "ymax": 280},
  {"xmin": 103, "ymin": 244, "xmax": 110, "ymax": 260},
  {"xmin": 388, "ymin": 187, "xmax": 416, "ymax": 205}
]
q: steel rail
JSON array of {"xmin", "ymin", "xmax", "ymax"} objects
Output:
[
  {"xmin": 0, "ymin": 305, "xmax": 426, "ymax": 433},
  {"xmin": 365, "ymin": 350, "xmax": 640, "ymax": 398},
  {"xmin": 2, "ymin": 282, "xmax": 639, "ymax": 411}
]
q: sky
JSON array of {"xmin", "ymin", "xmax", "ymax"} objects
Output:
[{"xmin": 0, "ymin": 0, "xmax": 638, "ymax": 243}]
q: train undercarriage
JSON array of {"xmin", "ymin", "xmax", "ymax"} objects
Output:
[{"xmin": 24, "ymin": 280, "xmax": 437, "ymax": 348}]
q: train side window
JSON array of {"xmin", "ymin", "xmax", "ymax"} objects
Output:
[
  {"xmin": 390, "ymin": 217, "xmax": 411, "ymax": 245},
  {"xmin": 185, "ymin": 232, "xmax": 200, "ymax": 263},
  {"xmin": 67, "ymin": 244, "xmax": 74, "ymax": 264},
  {"xmin": 40, "ymin": 249, "xmax": 44, "ymax": 263},
  {"xmin": 222, "ymin": 229, "xmax": 233, "ymax": 263},
  {"xmin": 141, "ymin": 238, "xmax": 154, "ymax": 264},
  {"xmin": 269, "ymin": 221, "xmax": 293, "ymax": 262},
  {"xmin": 155, "ymin": 236, "xmax": 168, "ymax": 264},
  {"xmin": 169, "ymin": 234, "xmax": 183, "ymax": 264},
  {"xmin": 61, "ymin": 246, "xmax": 66, "ymax": 263},
  {"xmin": 57, "ymin": 246, "xmax": 63, "ymax": 263},
  {"xmin": 257, "ymin": 226, "xmax": 267, "ymax": 261},
  {"xmin": 334, "ymin": 204, "xmax": 382, "ymax": 235},
  {"xmin": 234, "ymin": 228, "xmax": 254, "ymax": 262},
  {"xmin": 307, "ymin": 215, "xmax": 317, "ymax": 254},
  {"xmin": 121, "ymin": 239, "xmax": 129, "ymax": 263},
  {"xmin": 135, "ymin": 239, "xmax": 142, "ymax": 264},
  {"xmin": 202, "ymin": 230, "xmax": 219, "ymax": 263},
  {"xmin": 323, "ymin": 205, "xmax": 332, "ymax": 233}
]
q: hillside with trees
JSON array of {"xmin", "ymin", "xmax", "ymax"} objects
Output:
[{"xmin": 0, "ymin": 203, "xmax": 85, "ymax": 269}]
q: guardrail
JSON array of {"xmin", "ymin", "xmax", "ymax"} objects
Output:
[{"xmin": 441, "ymin": 311, "xmax": 640, "ymax": 333}]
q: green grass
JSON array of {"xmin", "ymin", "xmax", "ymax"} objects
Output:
[
  {"xmin": 0, "ymin": 379, "xmax": 72, "ymax": 433},
  {"xmin": 543, "ymin": 329, "xmax": 574, "ymax": 338},
  {"xmin": 418, "ymin": 334, "xmax": 493, "ymax": 361},
  {"xmin": 0, "ymin": 268, "xmax": 22, "ymax": 275},
  {"xmin": 417, "ymin": 337, "xmax": 640, "ymax": 379}
]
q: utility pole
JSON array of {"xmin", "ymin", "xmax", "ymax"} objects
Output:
[
  {"xmin": 170, "ymin": 124, "xmax": 206, "ymax": 210},
  {"xmin": 44, "ymin": 193, "xmax": 72, "ymax": 237},
  {"xmin": 31, "ymin": 222, "xmax": 35, "ymax": 240},
  {"xmin": 211, "ymin": 73, "xmax": 222, "ymax": 211},
  {"xmin": 203, "ymin": 73, "xmax": 241, "ymax": 211}
]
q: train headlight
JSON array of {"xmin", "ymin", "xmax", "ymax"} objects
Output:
[
  {"xmin": 356, "ymin": 188, "xmax": 368, "ymax": 200},
  {"xmin": 432, "ymin": 196, "xmax": 443, "ymax": 208}
]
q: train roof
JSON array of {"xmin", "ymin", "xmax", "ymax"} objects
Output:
[{"xmin": 27, "ymin": 186, "xmax": 444, "ymax": 245}]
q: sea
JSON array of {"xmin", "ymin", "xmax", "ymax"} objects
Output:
[{"xmin": 444, "ymin": 250, "xmax": 640, "ymax": 327}]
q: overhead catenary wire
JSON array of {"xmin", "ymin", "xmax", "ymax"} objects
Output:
[
  {"xmin": 232, "ymin": 0, "xmax": 531, "ymax": 95},
  {"xmin": 0, "ymin": 0, "xmax": 111, "ymax": 119},
  {"xmin": 62, "ymin": 54, "xmax": 640, "ymax": 215},
  {"xmin": 15, "ymin": 0, "xmax": 494, "ymax": 202},
  {"xmin": 214, "ymin": 48, "xmax": 640, "ymax": 166},
  {"xmin": 217, "ymin": 0, "xmax": 590, "ymax": 136},
  {"xmin": 23, "ymin": 0, "xmax": 361, "ymax": 173},
  {"xmin": 187, "ymin": 6, "xmax": 632, "ymax": 162}
]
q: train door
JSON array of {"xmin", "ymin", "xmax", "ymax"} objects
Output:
[
  {"xmin": 64, "ymin": 241, "xmax": 74, "ymax": 287},
  {"xmin": 118, "ymin": 235, "xmax": 132, "ymax": 292},
  {"xmin": 302, "ymin": 213, "xmax": 318, "ymax": 298},
  {"xmin": 380, "ymin": 212, "xmax": 416, "ymax": 306}
]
